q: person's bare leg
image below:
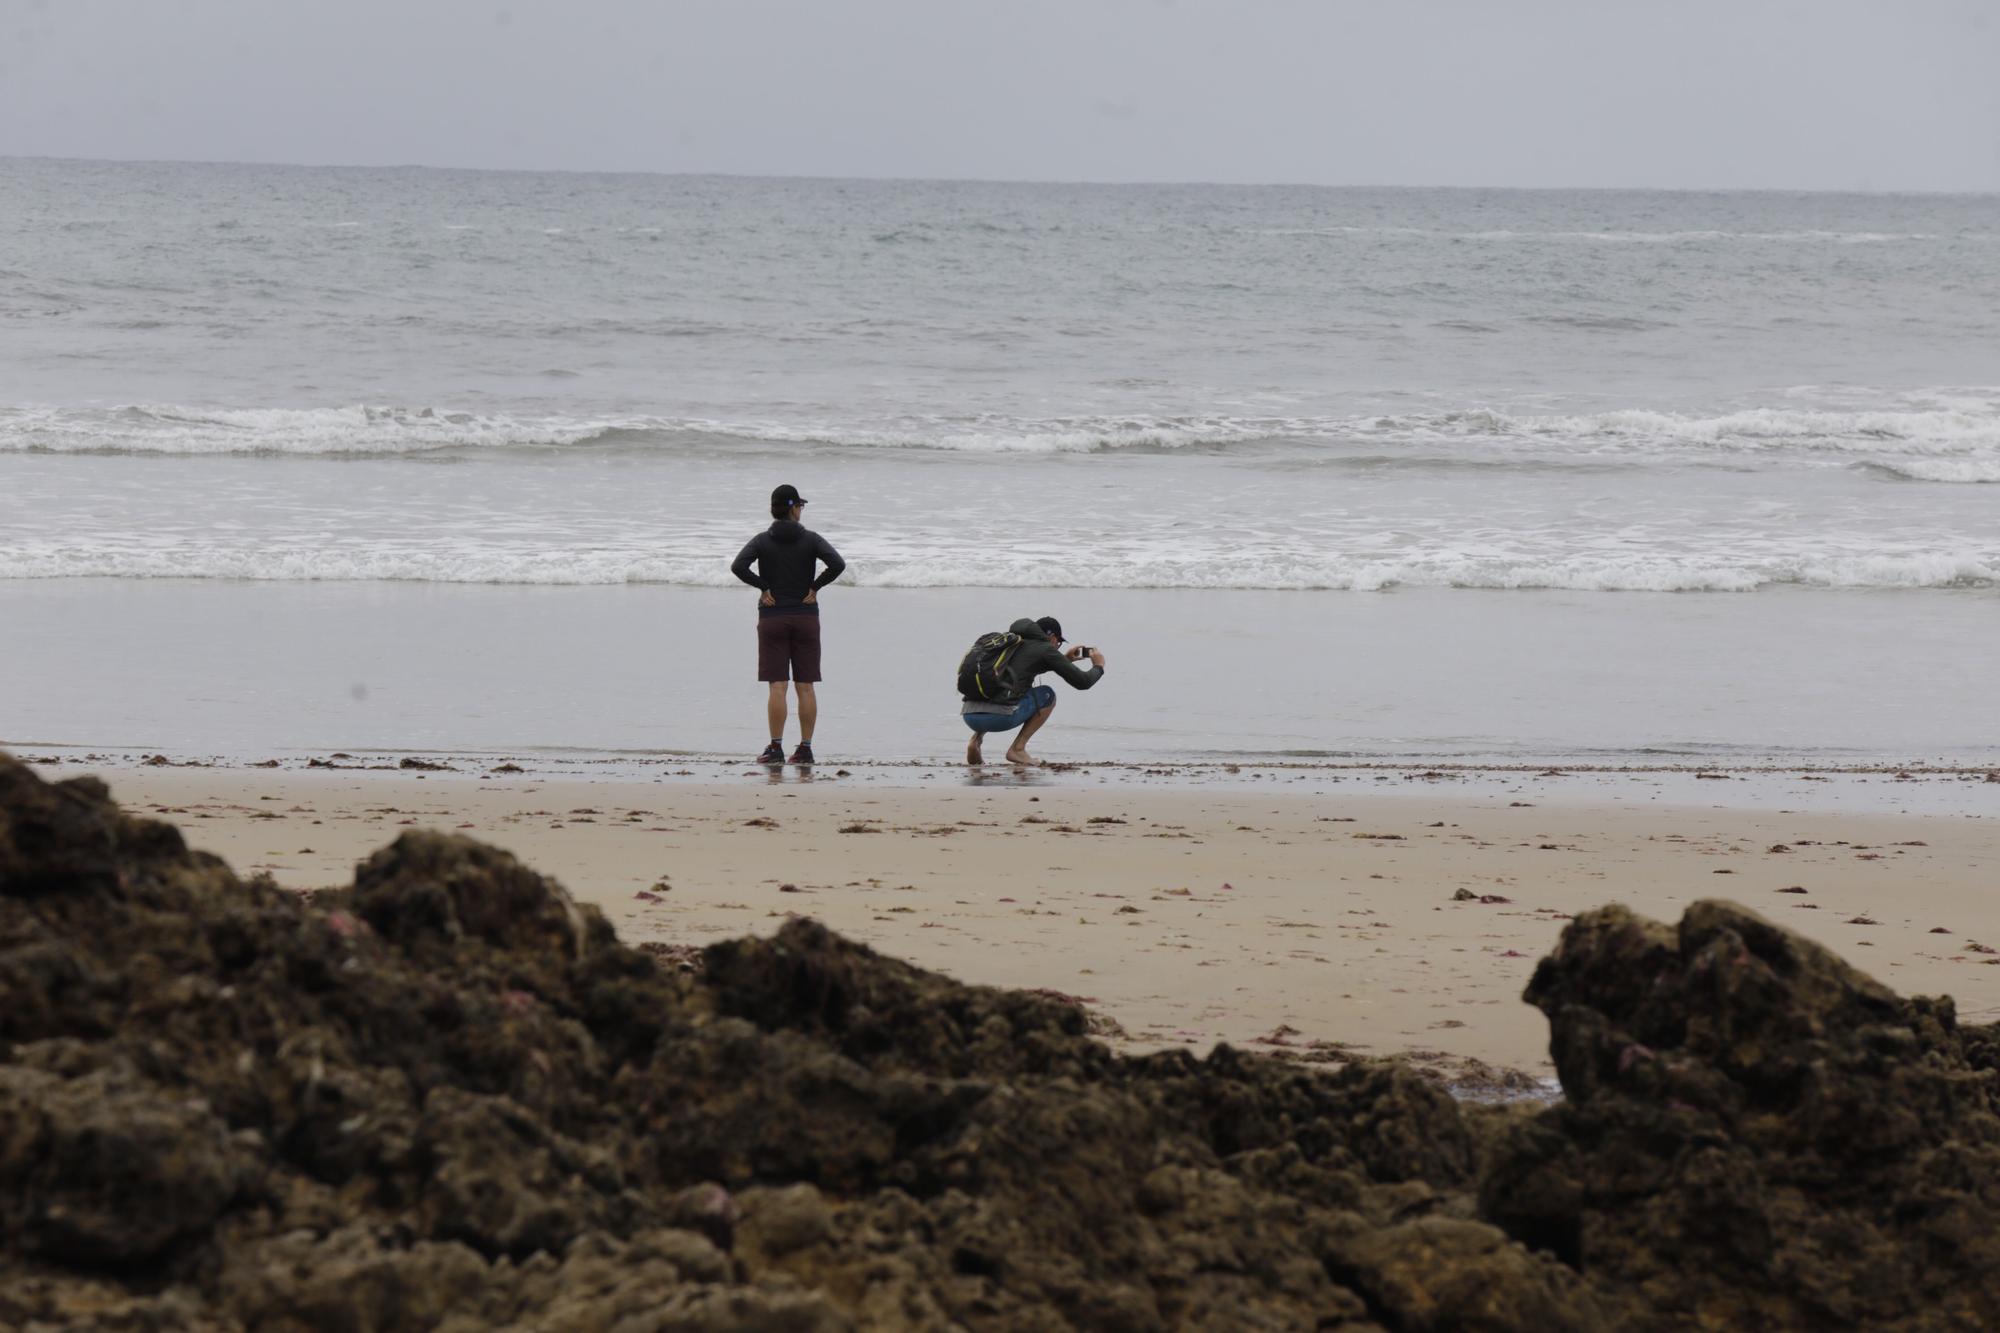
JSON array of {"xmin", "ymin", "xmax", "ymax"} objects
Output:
[
  {"xmin": 766, "ymin": 681, "xmax": 788, "ymax": 742},
  {"xmin": 966, "ymin": 729, "xmax": 983, "ymax": 765},
  {"xmin": 795, "ymin": 683, "xmax": 817, "ymax": 742},
  {"xmin": 1005, "ymin": 702, "xmax": 1054, "ymax": 765}
]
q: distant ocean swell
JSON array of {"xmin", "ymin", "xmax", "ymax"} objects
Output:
[
  {"xmin": 4, "ymin": 401, "xmax": 1998, "ymax": 474},
  {"xmin": 1255, "ymin": 227, "xmax": 1991, "ymax": 244},
  {"xmin": 3, "ymin": 547, "xmax": 1992, "ymax": 591}
]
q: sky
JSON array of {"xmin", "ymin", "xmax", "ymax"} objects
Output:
[{"xmin": 3, "ymin": 0, "xmax": 1998, "ymax": 191}]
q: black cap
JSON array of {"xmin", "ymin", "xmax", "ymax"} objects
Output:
[
  {"xmin": 770, "ymin": 484, "xmax": 807, "ymax": 519},
  {"xmin": 1035, "ymin": 616, "xmax": 1063, "ymax": 642}
]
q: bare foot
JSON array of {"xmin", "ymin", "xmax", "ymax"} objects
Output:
[
  {"xmin": 1005, "ymin": 747, "xmax": 1041, "ymax": 766},
  {"xmin": 966, "ymin": 736, "xmax": 983, "ymax": 766}
]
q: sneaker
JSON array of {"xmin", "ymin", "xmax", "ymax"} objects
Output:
[
  {"xmin": 757, "ymin": 741, "xmax": 785, "ymax": 764},
  {"xmin": 789, "ymin": 742, "xmax": 814, "ymax": 765}
]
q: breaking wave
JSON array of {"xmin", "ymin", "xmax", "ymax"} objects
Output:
[
  {"xmin": 0, "ymin": 404, "xmax": 1303, "ymax": 457},
  {"xmin": 1855, "ymin": 458, "xmax": 2000, "ymax": 483},
  {"xmin": 1355, "ymin": 404, "xmax": 2000, "ymax": 461},
  {"xmin": 4, "ymin": 399, "xmax": 1998, "ymax": 477},
  {"xmin": 0, "ymin": 404, "xmax": 618, "ymax": 456}
]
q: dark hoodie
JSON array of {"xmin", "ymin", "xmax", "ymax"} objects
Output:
[
  {"xmin": 731, "ymin": 521, "xmax": 846, "ymax": 617},
  {"xmin": 962, "ymin": 617, "xmax": 1104, "ymax": 712}
]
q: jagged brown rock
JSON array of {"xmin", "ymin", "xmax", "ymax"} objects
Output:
[
  {"xmin": 2, "ymin": 752, "xmax": 1997, "ymax": 1329},
  {"xmin": 1483, "ymin": 902, "xmax": 2000, "ymax": 1329}
]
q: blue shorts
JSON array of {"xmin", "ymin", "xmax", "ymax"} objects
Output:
[{"xmin": 962, "ymin": 685, "xmax": 1056, "ymax": 734}]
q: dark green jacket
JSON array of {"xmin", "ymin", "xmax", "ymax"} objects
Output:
[{"xmin": 997, "ymin": 618, "xmax": 1103, "ymax": 699}]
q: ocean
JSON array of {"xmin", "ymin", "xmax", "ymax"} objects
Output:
[{"xmin": 3, "ymin": 158, "xmax": 1996, "ymax": 764}]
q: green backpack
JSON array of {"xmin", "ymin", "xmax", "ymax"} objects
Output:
[{"xmin": 957, "ymin": 631, "xmax": 1023, "ymax": 701}]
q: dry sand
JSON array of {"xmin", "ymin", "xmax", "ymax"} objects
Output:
[{"xmin": 75, "ymin": 760, "xmax": 2000, "ymax": 1077}]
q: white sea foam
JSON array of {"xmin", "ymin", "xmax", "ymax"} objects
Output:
[
  {"xmin": 11, "ymin": 400, "xmax": 1998, "ymax": 470},
  {"xmin": 0, "ymin": 406, "xmax": 1309, "ymax": 457},
  {"xmin": 1359, "ymin": 405, "xmax": 2000, "ymax": 466},
  {"xmin": 666, "ymin": 401, "xmax": 2000, "ymax": 465},
  {"xmin": 0, "ymin": 404, "xmax": 615, "ymax": 455},
  {"xmin": 699, "ymin": 414, "xmax": 1293, "ymax": 454},
  {"xmin": 3, "ymin": 544, "xmax": 1990, "ymax": 592}
]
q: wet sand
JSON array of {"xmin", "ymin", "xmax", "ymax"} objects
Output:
[
  {"xmin": 10, "ymin": 580, "xmax": 2000, "ymax": 767},
  {"xmin": 64, "ymin": 757, "xmax": 1998, "ymax": 1078}
]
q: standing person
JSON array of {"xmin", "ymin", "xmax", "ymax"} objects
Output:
[
  {"xmin": 731, "ymin": 484, "xmax": 845, "ymax": 765},
  {"xmin": 959, "ymin": 616, "xmax": 1105, "ymax": 766}
]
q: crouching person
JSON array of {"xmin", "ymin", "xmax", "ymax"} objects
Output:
[{"xmin": 957, "ymin": 616, "xmax": 1105, "ymax": 766}]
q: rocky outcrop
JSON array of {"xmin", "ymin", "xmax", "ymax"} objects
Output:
[
  {"xmin": 2, "ymin": 753, "xmax": 1997, "ymax": 1329},
  {"xmin": 1483, "ymin": 902, "xmax": 2000, "ymax": 1329}
]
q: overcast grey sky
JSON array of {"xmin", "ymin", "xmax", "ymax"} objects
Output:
[{"xmin": 4, "ymin": 0, "xmax": 1997, "ymax": 190}]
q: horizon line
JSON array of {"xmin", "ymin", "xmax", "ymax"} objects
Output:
[{"xmin": 6, "ymin": 152, "xmax": 1997, "ymax": 199}]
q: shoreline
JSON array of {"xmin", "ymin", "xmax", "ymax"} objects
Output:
[
  {"xmin": 16, "ymin": 740, "xmax": 2000, "ymax": 775},
  {"xmin": 44, "ymin": 752, "xmax": 1998, "ymax": 1080},
  {"xmin": 16, "ymin": 741, "xmax": 2000, "ymax": 781},
  {"xmin": 11, "ymin": 743, "xmax": 1997, "ymax": 820}
]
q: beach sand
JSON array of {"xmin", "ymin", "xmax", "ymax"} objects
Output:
[{"xmin": 69, "ymin": 758, "xmax": 1997, "ymax": 1079}]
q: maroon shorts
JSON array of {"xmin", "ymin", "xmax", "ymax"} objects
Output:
[{"xmin": 757, "ymin": 614, "xmax": 822, "ymax": 682}]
